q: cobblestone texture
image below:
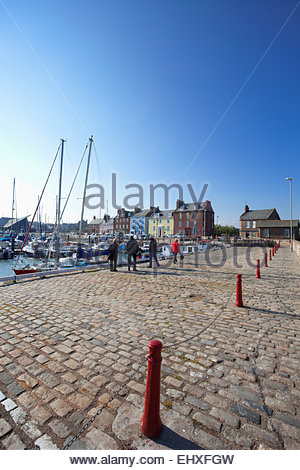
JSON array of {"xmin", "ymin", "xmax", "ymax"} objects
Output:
[{"xmin": 0, "ymin": 246, "xmax": 299, "ymax": 450}]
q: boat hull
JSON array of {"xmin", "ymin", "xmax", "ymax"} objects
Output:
[{"xmin": 13, "ymin": 268, "xmax": 41, "ymax": 275}]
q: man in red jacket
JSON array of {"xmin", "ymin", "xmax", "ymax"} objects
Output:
[{"xmin": 171, "ymin": 238, "xmax": 180, "ymax": 264}]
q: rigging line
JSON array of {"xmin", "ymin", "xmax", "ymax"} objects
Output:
[
  {"xmin": 15, "ymin": 143, "xmax": 62, "ymax": 265},
  {"xmin": 46, "ymin": 143, "xmax": 89, "ymax": 259},
  {"xmin": 93, "ymin": 142, "xmax": 113, "ymax": 204},
  {"xmin": 183, "ymin": 0, "xmax": 300, "ymax": 177},
  {"xmin": 0, "ymin": 0, "xmax": 90, "ymax": 135},
  {"xmin": 93, "ymin": 140, "xmax": 115, "ymax": 173}
]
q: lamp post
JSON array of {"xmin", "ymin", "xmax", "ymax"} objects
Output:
[
  {"xmin": 286, "ymin": 177, "xmax": 293, "ymax": 252},
  {"xmin": 216, "ymin": 215, "xmax": 219, "ymax": 237}
]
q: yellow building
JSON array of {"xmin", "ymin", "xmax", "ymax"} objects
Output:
[{"xmin": 148, "ymin": 210, "xmax": 174, "ymax": 237}]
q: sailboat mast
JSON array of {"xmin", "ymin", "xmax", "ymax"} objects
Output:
[
  {"xmin": 79, "ymin": 135, "xmax": 93, "ymax": 244},
  {"xmin": 57, "ymin": 139, "xmax": 65, "ymax": 237},
  {"xmin": 11, "ymin": 178, "xmax": 15, "ymax": 231}
]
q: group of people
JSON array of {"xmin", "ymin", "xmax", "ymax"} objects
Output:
[{"xmin": 108, "ymin": 236, "xmax": 182, "ymax": 272}]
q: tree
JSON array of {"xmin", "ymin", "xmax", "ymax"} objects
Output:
[{"xmin": 214, "ymin": 224, "xmax": 239, "ymax": 237}]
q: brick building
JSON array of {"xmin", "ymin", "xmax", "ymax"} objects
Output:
[
  {"xmin": 114, "ymin": 208, "xmax": 133, "ymax": 235},
  {"xmin": 173, "ymin": 200, "xmax": 214, "ymax": 238},
  {"xmin": 239, "ymin": 206, "xmax": 280, "ymax": 239}
]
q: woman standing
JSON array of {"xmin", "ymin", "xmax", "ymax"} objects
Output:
[{"xmin": 171, "ymin": 238, "xmax": 180, "ymax": 264}]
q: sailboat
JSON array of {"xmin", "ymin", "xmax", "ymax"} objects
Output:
[{"xmin": 13, "ymin": 141, "xmax": 64, "ymax": 275}]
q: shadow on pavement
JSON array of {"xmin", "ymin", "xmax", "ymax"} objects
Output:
[
  {"xmin": 153, "ymin": 425, "xmax": 205, "ymax": 450},
  {"xmin": 244, "ymin": 306, "xmax": 298, "ymax": 318}
]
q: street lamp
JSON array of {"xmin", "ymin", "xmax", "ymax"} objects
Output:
[
  {"xmin": 286, "ymin": 177, "xmax": 293, "ymax": 252},
  {"xmin": 216, "ymin": 216, "xmax": 219, "ymax": 237}
]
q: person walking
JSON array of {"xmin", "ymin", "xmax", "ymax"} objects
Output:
[
  {"xmin": 108, "ymin": 238, "xmax": 119, "ymax": 272},
  {"xmin": 171, "ymin": 238, "xmax": 180, "ymax": 264},
  {"xmin": 148, "ymin": 235, "xmax": 160, "ymax": 268},
  {"xmin": 126, "ymin": 235, "xmax": 139, "ymax": 271}
]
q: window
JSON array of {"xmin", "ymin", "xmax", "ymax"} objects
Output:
[
  {"xmin": 193, "ymin": 212, "xmax": 197, "ymax": 218},
  {"xmin": 179, "ymin": 221, "xmax": 182, "ymax": 228},
  {"xmin": 186, "ymin": 221, "xmax": 189, "ymax": 227},
  {"xmin": 179, "ymin": 213, "xmax": 182, "ymax": 219},
  {"xmin": 186, "ymin": 213, "xmax": 189, "ymax": 219},
  {"xmin": 252, "ymin": 221, "xmax": 256, "ymax": 228},
  {"xmin": 246, "ymin": 221, "xmax": 250, "ymax": 228},
  {"xmin": 167, "ymin": 226, "xmax": 169, "ymax": 232},
  {"xmin": 264, "ymin": 229, "xmax": 269, "ymax": 237},
  {"xmin": 284, "ymin": 228, "xmax": 290, "ymax": 238}
]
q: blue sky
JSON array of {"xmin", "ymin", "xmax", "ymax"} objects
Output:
[{"xmin": 0, "ymin": 0, "xmax": 299, "ymax": 226}]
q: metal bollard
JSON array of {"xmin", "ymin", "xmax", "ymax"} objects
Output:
[
  {"xmin": 235, "ymin": 274, "xmax": 243, "ymax": 307},
  {"xmin": 256, "ymin": 259, "xmax": 261, "ymax": 279},
  {"xmin": 264, "ymin": 252, "xmax": 268, "ymax": 267},
  {"xmin": 141, "ymin": 340, "xmax": 163, "ymax": 438}
]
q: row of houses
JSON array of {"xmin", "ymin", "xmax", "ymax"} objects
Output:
[
  {"xmin": 87, "ymin": 200, "xmax": 215, "ymax": 238},
  {"xmin": 2, "ymin": 203, "xmax": 298, "ymax": 241}
]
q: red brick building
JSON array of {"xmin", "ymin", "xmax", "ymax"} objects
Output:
[
  {"xmin": 173, "ymin": 200, "xmax": 214, "ymax": 237},
  {"xmin": 114, "ymin": 208, "xmax": 133, "ymax": 234}
]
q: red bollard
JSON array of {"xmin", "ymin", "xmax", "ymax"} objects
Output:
[
  {"xmin": 141, "ymin": 340, "xmax": 163, "ymax": 438},
  {"xmin": 269, "ymin": 249, "xmax": 272, "ymax": 261},
  {"xmin": 264, "ymin": 252, "xmax": 268, "ymax": 267},
  {"xmin": 256, "ymin": 259, "xmax": 261, "ymax": 279},
  {"xmin": 272, "ymin": 246, "xmax": 275, "ymax": 256},
  {"xmin": 235, "ymin": 274, "xmax": 243, "ymax": 307}
]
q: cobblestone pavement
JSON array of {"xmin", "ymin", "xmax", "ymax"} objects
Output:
[{"xmin": 0, "ymin": 246, "xmax": 299, "ymax": 450}]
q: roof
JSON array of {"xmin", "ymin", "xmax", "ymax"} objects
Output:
[
  {"xmin": 174, "ymin": 202, "xmax": 206, "ymax": 212},
  {"xmin": 258, "ymin": 219, "xmax": 299, "ymax": 228},
  {"xmin": 88, "ymin": 218, "xmax": 102, "ymax": 225},
  {"xmin": 240, "ymin": 209, "xmax": 277, "ymax": 221},
  {"xmin": 150, "ymin": 210, "xmax": 173, "ymax": 219},
  {"xmin": 4, "ymin": 216, "xmax": 29, "ymax": 228},
  {"xmin": 0, "ymin": 217, "xmax": 10, "ymax": 226},
  {"xmin": 115, "ymin": 210, "xmax": 134, "ymax": 218},
  {"xmin": 132, "ymin": 209, "xmax": 154, "ymax": 218}
]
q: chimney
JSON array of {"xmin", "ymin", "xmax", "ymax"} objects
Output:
[
  {"xmin": 244, "ymin": 205, "xmax": 249, "ymax": 214},
  {"xmin": 176, "ymin": 199, "xmax": 184, "ymax": 210},
  {"xmin": 134, "ymin": 207, "xmax": 140, "ymax": 214}
]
